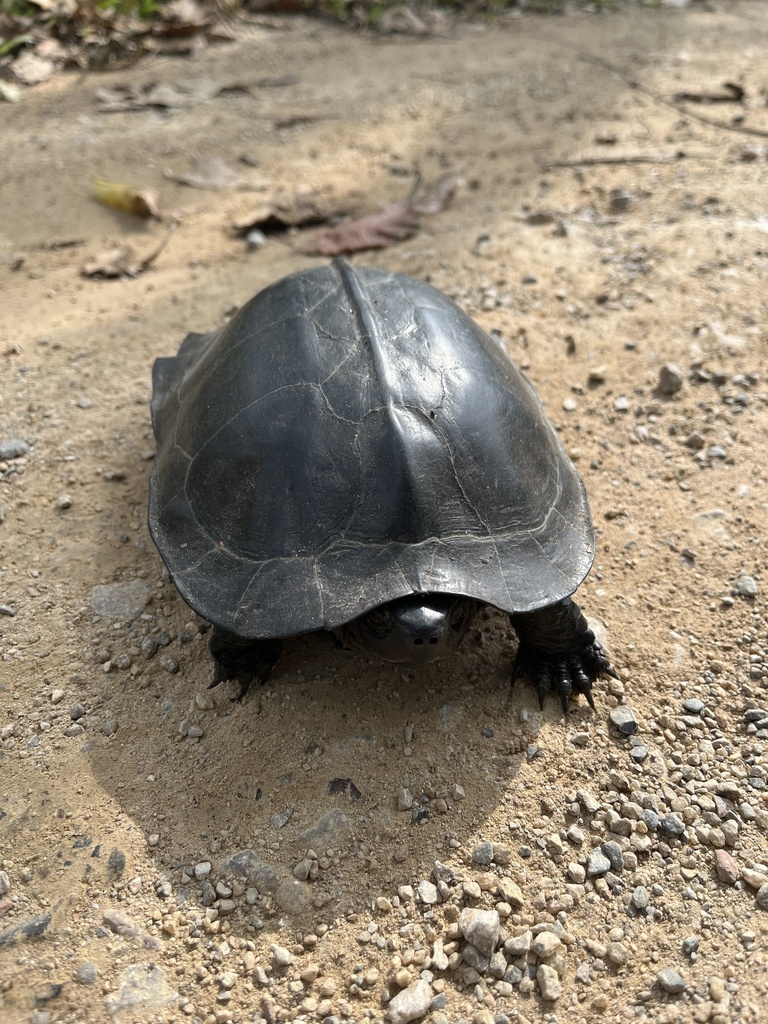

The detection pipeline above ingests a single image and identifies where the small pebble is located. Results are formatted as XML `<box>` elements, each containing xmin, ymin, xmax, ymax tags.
<box><xmin>609</xmin><ymin>706</ymin><xmax>637</xmax><ymax>735</ymax></box>
<box><xmin>601</xmin><ymin>841</ymin><xmax>624</xmax><ymax>872</ymax></box>
<box><xmin>659</xmin><ymin>814</ymin><xmax>685</xmax><ymax>838</ymax></box>
<box><xmin>504</xmin><ymin>930</ymin><xmax>532</xmax><ymax>956</ymax></box>
<box><xmin>733</xmin><ymin>574</ymin><xmax>758</xmax><ymax>598</ymax></box>
<box><xmin>471</xmin><ymin>841</ymin><xmax>494</xmax><ymax>866</ymax></box>
<box><xmin>271</xmin><ymin>944</ymin><xmax>293</xmax><ymax>968</ymax></box>
<box><xmin>387</xmin><ymin>978</ymin><xmax>433</xmax><ymax>1024</ymax></box>
<box><xmin>756</xmin><ymin>884</ymin><xmax>768</xmax><ymax>910</ymax></box>
<box><xmin>246</xmin><ymin>229</ymin><xmax>267</xmax><ymax>251</ymax></box>
<box><xmin>0</xmin><ymin>439</ymin><xmax>31</xmax><ymax>460</ymax></box>
<box><xmin>657</xmin><ymin>967</ymin><xmax>686</xmax><ymax>994</ymax></box>
<box><xmin>537</xmin><ymin>963</ymin><xmax>562</xmax><ymax>1001</ymax></box>
<box><xmin>658</xmin><ymin>363</ymin><xmax>684</xmax><ymax>395</ymax></box>
<box><xmin>141</xmin><ymin>636</ymin><xmax>159</xmax><ymax>660</ymax></box>
<box><xmin>531</xmin><ymin>931</ymin><xmax>561</xmax><ymax>958</ymax></box>
<box><xmin>587</xmin><ymin>850</ymin><xmax>611</xmax><ymax>877</ymax></box>
<box><xmin>632</xmin><ymin>886</ymin><xmax>650</xmax><ymax>910</ymax></box>
<box><xmin>417</xmin><ymin>880</ymin><xmax>439</xmax><ymax>905</ymax></box>
<box><xmin>76</xmin><ymin>962</ymin><xmax>98</xmax><ymax>985</ymax></box>
<box><xmin>458</xmin><ymin>908</ymin><xmax>500</xmax><ymax>957</ymax></box>
<box><xmin>607</xmin><ymin>941</ymin><xmax>629</xmax><ymax>966</ymax></box>
<box><xmin>713</xmin><ymin>849</ymin><xmax>740</xmax><ymax>885</ymax></box>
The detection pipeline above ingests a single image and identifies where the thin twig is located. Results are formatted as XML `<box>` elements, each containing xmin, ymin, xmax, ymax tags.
<box><xmin>524</xmin><ymin>34</ymin><xmax>768</xmax><ymax>141</ymax></box>
<box><xmin>544</xmin><ymin>153</ymin><xmax>678</xmax><ymax>169</ymax></box>
<box><xmin>577</xmin><ymin>52</ymin><xmax>768</xmax><ymax>141</ymax></box>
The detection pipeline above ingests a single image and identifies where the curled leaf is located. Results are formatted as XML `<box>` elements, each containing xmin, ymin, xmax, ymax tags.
<box><xmin>299</xmin><ymin>202</ymin><xmax>421</xmax><ymax>256</ymax></box>
<box><xmin>299</xmin><ymin>170</ymin><xmax>462</xmax><ymax>257</ymax></box>
<box><xmin>231</xmin><ymin>196</ymin><xmax>344</xmax><ymax>236</ymax></box>
<box><xmin>94</xmin><ymin>179</ymin><xmax>161</xmax><ymax>219</ymax></box>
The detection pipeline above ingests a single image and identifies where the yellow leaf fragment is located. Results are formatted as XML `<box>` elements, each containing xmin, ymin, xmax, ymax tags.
<box><xmin>94</xmin><ymin>179</ymin><xmax>161</xmax><ymax>220</ymax></box>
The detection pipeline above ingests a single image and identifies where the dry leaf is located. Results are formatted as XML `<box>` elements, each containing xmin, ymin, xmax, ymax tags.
<box><xmin>12</xmin><ymin>50</ymin><xmax>54</xmax><ymax>85</ymax></box>
<box><xmin>94</xmin><ymin>179</ymin><xmax>161</xmax><ymax>219</ymax></box>
<box><xmin>230</xmin><ymin>197</ymin><xmax>344</xmax><ymax>236</ymax></box>
<box><xmin>165</xmin><ymin>156</ymin><xmax>245</xmax><ymax>191</ymax></box>
<box><xmin>299</xmin><ymin>171</ymin><xmax>461</xmax><ymax>257</ymax></box>
<box><xmin>409</xmin><ymin>170</ymin><xmax>464</xmax><ymax>216</ymax></box>
<box><xmin>299</xmin><ymin>203</ymin><xmax>421</xmax><ymax>256</ymax></box>
<box><xmin>94</xmin><ymin>78</ymin><xmax>220</xmax><ymax>112</ymax></box>
<box><xmin>81</xmin><ymin>226</ymin><xmax>174</xmax><ymax>279</ymax></box>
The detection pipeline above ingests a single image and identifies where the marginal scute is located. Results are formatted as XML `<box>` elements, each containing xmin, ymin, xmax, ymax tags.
<box><xmin>149</xmin><ymin>259</ymin><xmax>594</xmax><ymax>639</ymax></box>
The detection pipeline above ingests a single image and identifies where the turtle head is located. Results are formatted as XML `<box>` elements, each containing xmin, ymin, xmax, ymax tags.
<box><xmin>352</xmin><ymin>594</ymin><xmax>476</xmax><ymax>664</ymax></box>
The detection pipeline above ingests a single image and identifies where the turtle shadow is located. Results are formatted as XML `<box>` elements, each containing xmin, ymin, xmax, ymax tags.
<box><xmin>85</xmin><ymin>594</ymin><xmax>606</xmax><ymax>930</ymax></box>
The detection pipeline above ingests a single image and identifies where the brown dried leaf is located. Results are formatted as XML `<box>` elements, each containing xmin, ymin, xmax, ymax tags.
<box><xmin>94</xmin><ymin>179</ymin><xmax>161</xmax><ymax>220</ymax></box>
<box><xmin>299</xmin><ymin>171</ymin><xmax>461</xmax><ymax>257</ymax></box>
<box><xmin>299</xmin><ymin>202</ymin><xmax>421</xmax><ymax>257</ymax></box>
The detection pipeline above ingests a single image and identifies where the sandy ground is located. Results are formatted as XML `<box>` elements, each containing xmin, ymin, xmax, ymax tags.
<box><xmin>1</xmin><ymin>4</ymin><xmax>768</xmax><ymax>1023</ymax></box>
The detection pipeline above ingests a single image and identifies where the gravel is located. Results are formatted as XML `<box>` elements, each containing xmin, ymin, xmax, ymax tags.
<box><xmin>387</xmin><ymin>979</ymin><xmax>433</xmax><ymax>1024</ymax></box>
<box><xmin>0</xmin><ymin>438</ymin><xmax>31</xmax><ymax>460</ymax></box>
<box><xmin>609</xmin><ymin>705</ymin><xmax>638</xmax><ymax>735</ymax></box>
<box><xmin>457</xmin><ymin>908</ymin><xmax>500</xmax><ymax>957</ymax></box>
<box><xmin>657</xmin><ymin>968</ymin><xmax>686</xmax><ymax>994</ymax></box>
<box><xmin>91</xmin><ymin>581</ymin><xmax>150</xmax><ymax>619</ymax></box>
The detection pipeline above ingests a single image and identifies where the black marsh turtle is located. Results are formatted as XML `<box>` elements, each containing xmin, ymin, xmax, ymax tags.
<box><xmin>149</xmin><ymin>260</ymin><xmax>615</xmax><ymax>711</ymax></box>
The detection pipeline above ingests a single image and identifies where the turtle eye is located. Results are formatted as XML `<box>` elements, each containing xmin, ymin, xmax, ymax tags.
<box><xmin>362</xmin><ymin>607</ymin><xmax>394</xmax><ymax>639</ymax></box>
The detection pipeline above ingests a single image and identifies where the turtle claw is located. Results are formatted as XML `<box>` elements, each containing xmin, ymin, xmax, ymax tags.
<box><xmin>512</xmin><ymin>639</ymin><xmax>613</xmax><ymax>714</ymax></box>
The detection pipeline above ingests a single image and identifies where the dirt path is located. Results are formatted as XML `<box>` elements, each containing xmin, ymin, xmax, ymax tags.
<box><xmin>1</xmin><ymin>5</ymin><xmax>768</xmax><ymax>1023</ymax></box>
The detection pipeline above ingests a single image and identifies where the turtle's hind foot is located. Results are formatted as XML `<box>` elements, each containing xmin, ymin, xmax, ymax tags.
<box><xmin>511</xmin><ymin>598</ymin><xmax>617</xmax><ymax>714</ymax></box>
<box><xmin>208</xmin><ymin>628</ymin><xmax>282</xmax><ymax>700</ymax></box>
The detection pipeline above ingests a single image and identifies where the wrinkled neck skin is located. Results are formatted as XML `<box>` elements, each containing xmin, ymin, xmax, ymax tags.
<box><xmin>342</xmin><ymin>594</ymin><xmax>477</xmax><ymax>664</ymax></box>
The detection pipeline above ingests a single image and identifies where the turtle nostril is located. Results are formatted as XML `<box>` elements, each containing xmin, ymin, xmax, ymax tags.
<box><xmin>428</xmin><ymin>637</ymin><xmax>438</xmax><ymax>645</ymax></box>
<box><xmin>413</xmin><ymin>638</ymin><xmax>424</xmax><ymax>646</ymax></box>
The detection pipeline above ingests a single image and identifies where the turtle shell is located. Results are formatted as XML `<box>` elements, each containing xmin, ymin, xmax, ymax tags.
<box><xmin>149</xmin><ymin>259</ymin><xmax>594</xmax><ymax>639</ymax></box>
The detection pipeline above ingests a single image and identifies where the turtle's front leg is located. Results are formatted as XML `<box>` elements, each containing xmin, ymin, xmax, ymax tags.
<box><xmin>510</xmin><ymin>597</ymin><xmax>617</xmax><ymax>713</ymax></box>
<box><xmin>208</xmin><ymin>627</ymin><xmax>282</xmax><ymax>700</ymax></box>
